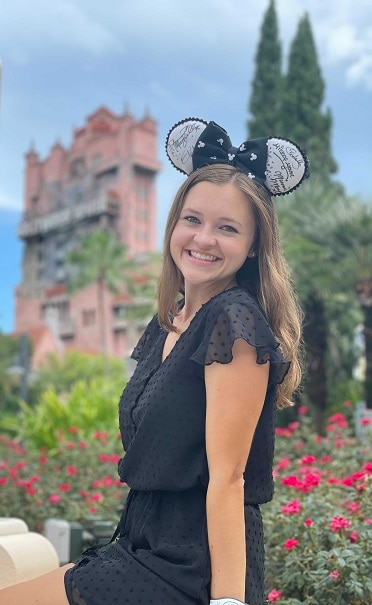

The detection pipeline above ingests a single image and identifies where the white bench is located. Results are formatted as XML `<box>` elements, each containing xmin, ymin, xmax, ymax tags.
<box><xmin>0</xmin><ymin>518</ymin><xmax>59</xmax><ymax>589</ymax></box>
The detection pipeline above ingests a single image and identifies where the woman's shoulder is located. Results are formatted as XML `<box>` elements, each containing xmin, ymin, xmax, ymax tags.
<box><xmin>131</xmin><ymin>314</ymin><xmax>162</xmax><ymax>362</ymax></box>
<box><xmin>202</xmin><ymin>286</ymin><xmax>266</xmax><ymax>323</ymax></box>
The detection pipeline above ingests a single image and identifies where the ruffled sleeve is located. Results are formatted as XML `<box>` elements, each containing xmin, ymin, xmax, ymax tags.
<box><xmin>190</xmin><ymin>296</ymin><xmax>290</xmax><ymax>385</ymax></box>
<box><xmin>131</xmin><ymin>315</ymin><xmax>160</xmax><ymax>362</ymax></box>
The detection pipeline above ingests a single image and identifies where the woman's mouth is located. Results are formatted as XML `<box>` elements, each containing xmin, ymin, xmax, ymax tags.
<box><xmin>188</xmin><ymin>250</ymin><xmax>220</xmax><ymax>262</ymax></box>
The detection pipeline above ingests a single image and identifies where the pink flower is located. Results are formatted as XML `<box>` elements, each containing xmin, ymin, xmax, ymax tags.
<box><xmin>304</xmin><ymin>519</ymin><xmax>314</xmax><ymax>527</ymax></box>
<box><xmin>288</xmin><ymin>421</ymin><xmax>300</xmax><ymax>431</ymax></box>
<box><xmin>349</xmin><ymin>531</ymin><xmax>358</xmax><ymax>543</ymax></box>
<box><xmin>363</xmin><ymin>462</ymin><xmax>372</xmax><ymax>473</ymax></box>
<box><xmin>275</xmin><ymin>428</ymin><xmax>292</xmax><ymax>437</ymax></box>
<box><xmin>329</xmin><ymin>570</ymin><xmax>340</xmax><ymax>580</ymax></box>
<box><xmin>301</xmin><ymin>455</ymin><xmax>317</xmax><ymax>465</ymax></box>
<box><xmin>295</xmin><ymin>442</ymin><xmax>304</xmax><ymax>450</ymax></box>
<box><xmin>345</xmin><ymin>502</ymin><xmax>360</xmax><ymax>514</ymax></box>
<box><xmin>39</xmin><ymin>455</ymin><xmax>48</xmax><ymax>464</ymax></box>
<box><xmin>281</xmin><ymin>500</ymin><xmax>301</xmax><ymax>515</ymax></box>
<box><xmin>68</xmin><ymin>426</ymin><xmax>79</xmax><ymax>434</ymax></box>
<box><xmin>276</xmin><ymin>457</ymin><xmax>291</xmax><ymax>470</ymax></box>
<box><xmin>364</xmin><ymin>518</ymin><xmax>372</xmax><ymax>525</ymax></box>
<box><xmin>90</xmin><ymin>492</ymin><xmax>103</xmax><ymax>502</ymax></box>
<box><xmin>49</xmin><ymin>494</ymin><xmax>61</xmax><ymax>504</ymax></box>
<box><xmin>66</xmin><ymin>465</ymin><xmax>78</xmax><ymax>475</ymax></box>
<box><xmin>361</xmin><ymin>418</ymin><xmax>372</xmax><ymax>426</ymax></box>
<box><xmin>328</xmin><ymin>413</ymin><xmax>346</xmax><ymax>423</ymax></box>
<box><xmin>268</xmin><ymin>588</ymin><xmax>283</xmax><ymax>602</ymax></box>
<box><xmin>298</xmin><ymin>405</ymin><xmax>308</xmax><ymax>415</ymax></box>
<box><xmin>320</xmin><ymin>455</ymin><xmax>333</xmax><ymax>463</ymax></box>
<box><xmin>284</xmin><ymin>538</ymin><xmax>299</xmax><ymax>550</ymax></box>
<box><xmin>343</xmin><ymin>400</ymin><xmax>352</xmax><ymax>408</ymax></box>
<box><xmin>79</xmin><ymin>441</ymin><xmax>88</xmax><ymax>449</ymax></box>
<box><xmin>58</xmin><ymin>483</ymin><xmax>71</xmax><ymax>492</ymax></box>
<box><xmin>0</xmin><ymin>477</ymin><xmax>8</xmax><ymax>485</ymax></box>
<box><xmin>329</xmin><ymin>516</ymin><xmax>351</xmax><ymax>532</ymax></box>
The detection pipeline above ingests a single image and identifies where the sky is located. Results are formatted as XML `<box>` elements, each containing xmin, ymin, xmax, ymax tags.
<box><xmin>1</xmin><ymin>0</ymin><xmax>372</xmax><ymax>333</ymax></box>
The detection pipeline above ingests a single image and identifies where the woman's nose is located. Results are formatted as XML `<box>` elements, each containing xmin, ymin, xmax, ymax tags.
<box><xmin>194</xmin><ymin>229</ymin><xmax>217</xmax><ymax>247</ymax></box>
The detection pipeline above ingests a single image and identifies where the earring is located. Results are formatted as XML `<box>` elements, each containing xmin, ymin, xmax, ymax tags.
<box><xmin>249</xmin><ymin>251</ymin><xmax>258</xmax><ymax>258</ymax></box>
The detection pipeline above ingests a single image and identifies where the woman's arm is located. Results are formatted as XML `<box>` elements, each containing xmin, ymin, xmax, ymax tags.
<box><xmin>205</xmin><ymin>338</ymin><xmax>269</xmax><ymax>601</ymax></box>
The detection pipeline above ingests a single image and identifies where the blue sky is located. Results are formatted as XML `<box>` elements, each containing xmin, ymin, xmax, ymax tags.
<box><xmin>1</xmin><ymin>0</ymin><xmax>372</xmax><ymax>333</ymax></box>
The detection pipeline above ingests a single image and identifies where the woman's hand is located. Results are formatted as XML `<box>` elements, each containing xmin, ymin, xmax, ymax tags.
<box><xmin>210</xmin><ymin>599</ymin><xmax>249</xmax><ymax>605</ymax></box>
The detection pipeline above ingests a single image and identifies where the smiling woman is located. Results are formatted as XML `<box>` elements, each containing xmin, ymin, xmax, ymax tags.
<box><xmin>0</xmin><ymin>117</ymin><xmax>309</xmax><ymax>605</ymax></box>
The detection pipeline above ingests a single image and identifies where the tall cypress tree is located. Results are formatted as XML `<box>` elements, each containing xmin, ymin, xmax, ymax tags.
<box><xmin>247</xmin><ymin>0</ymin><xmax>283</xmax><ymax>138</ymax></box>
<box><xmin>281</xmin><ymin>13</ymin><xmax>337</xmax><ymax>180</ymax></box>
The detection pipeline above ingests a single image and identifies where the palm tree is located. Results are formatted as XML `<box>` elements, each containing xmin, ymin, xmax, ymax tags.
<box><xmin>326</xmin><ymin>199</ymin><xmax>372</xmax><ymax>408</ymax></box>
<box><xmin>67</xmin><ymin>231</ymin><xmax>133</xmax><ymax>376</ymax></box>
<box><xmin>277</xmin><ymin>179</ymin><xmax>357</xmax><ymax>433</ymax></box>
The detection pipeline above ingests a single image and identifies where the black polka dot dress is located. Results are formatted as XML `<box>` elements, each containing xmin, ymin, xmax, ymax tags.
<box><xmin>64</xmin><ymin>287</ymin><xmax>289</xmax><ymax>605</ymax></box>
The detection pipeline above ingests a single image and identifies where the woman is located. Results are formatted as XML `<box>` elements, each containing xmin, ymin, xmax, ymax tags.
<box><xmin>0</xmin><ymin>118</ymin><xmax>309</xmax><ymax>605</ymax></box>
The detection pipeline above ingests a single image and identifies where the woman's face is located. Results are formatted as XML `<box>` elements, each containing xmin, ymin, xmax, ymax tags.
<box><xmin>170</xmin><ymin>180</ymin><xmax>256</xmax><ymax>295</ymax></box>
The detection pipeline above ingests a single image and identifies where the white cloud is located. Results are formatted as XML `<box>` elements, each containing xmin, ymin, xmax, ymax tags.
<box><xmin>346</xmin><ymin>55</ymin><xmax>372</xmax><ymax>90</ymax></box>
<box><xmin>0</xmin><ymin>189</ymin><xmax>22</xmax><ymax>211</ymax></box>
<box><xmin>0</xmin><ymin>0</ymin><xmax>123</xmax><ymax>62</ymax></box>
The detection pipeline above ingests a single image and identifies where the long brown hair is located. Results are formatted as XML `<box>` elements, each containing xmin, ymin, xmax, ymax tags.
<box><xmin>157</xmin><ymin>164</ymin><xmax>302</xmax><ymax>408</ymax></box>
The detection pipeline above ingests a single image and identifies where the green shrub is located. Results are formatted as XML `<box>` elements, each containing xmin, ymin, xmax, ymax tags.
<box><xmin>1</xmin><ymin>376</ymin><xmax>124</xmax><ymax>450</ymax></box>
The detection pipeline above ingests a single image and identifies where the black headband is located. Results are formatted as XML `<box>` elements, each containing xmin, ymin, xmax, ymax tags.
<box><xmin>166</xmin><ymin>118</ymin><xmax>310</xmax><ymax>196</ymax></box>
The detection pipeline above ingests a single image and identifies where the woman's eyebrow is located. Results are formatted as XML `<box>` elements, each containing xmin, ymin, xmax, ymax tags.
<box><xmin>182</xmin><ymin>207</ymin><xmax>243</xmax><ymax>227</ymax></box>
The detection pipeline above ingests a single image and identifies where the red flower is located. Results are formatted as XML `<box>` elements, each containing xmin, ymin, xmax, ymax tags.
<box><xmin>363</xmin><ymin>462</ymin><xmax>372</xmax><ymax>473</ymax></box>
<box><xmin>268</xmin><ymin>588</ymin><xmax>283</xmax><ymax>602</ymax></box>
<box><xmin>320</xmin><ymin>455</ymin><xmax>333</xmax><ymax>463</ymax></box>
<box><xmin>329</xmin><ymin>570</ymin><xmax>340</xmax><ymax>580</ymax></box>
<box><xmin>68</xmin><ymin>426</ymin><xmax>79</xmax><ymax>434</ymax></box>
<box><xmin>79</xmin><ymin>441</ymin><xmax>88</xmax><ymax>449</ymax></box>
<box><xmin>361</xmin><ymin>418</ymin><xmax>372</xmax><ymax>425</ymax></box>
<box><xmin>276</xmin><ymin>457</ymin><xmax>291</xmax><ymax>470</ymax></box>
<box><xmin>66</xmin><ymin>466</ymin><xmax>78</xmax><ymax>475</ymax></box>
<box><xmin>275</xmin><ymin>428</ymin><xmax>292</xmax><ymax>437</ymax></box>
<box><xmin>0</xmin><ymin>477</ymin><xmax>7</xmax><ymax>485</ymax></box>
<box><xmin>349</xmin><ymin>531</ymin><xmax>358</xmax><ymax>543</ymax></box>
<box><xmin>301</xmin><ymin>455</ymin><xmax>317</xmax><ymax>465</ymax></box>
<box><xmin>39</xmin><ymin>455</ymin><xmax>48</xmax><ymax>464</ymax></box>
<box><xmin>281</xmin><ymin>500</ymin><xmax>301</xmax><ymax>515</ymax></box>
<box><xmin>284</xmin><ymin>538</ymin><xmax>299</xmax><ymax>550</ymax></box>
<box><xmin>49</xmin><ymin>494</ymin><xmax>61</xmax><ymax>504</ymax></box>
<box><xmin>58</xmin><ymin>483</ymin><xmax>71</xmax><ymax>492</ymax></box>
<box><xmin>329</xmin><ymin>516</ymin><xmax>351</xmax><ymax>532</ymax></box>
<box><xmin>304</xmin><ymin>519</ymin><xmax>314</xmax><ymax>527</ymax></box>
<box><xmin>90</xmin><ymin>492</ymin><xmax>103</xmax><ymax>502</ymax></box>
<box><xmin>298</xmin><ymin>405</ymin><xmax>308</xmax><ymax>415</ymax></box>
<box><xmin>288</xmin><ymin>421</ymin><xmax>300</xmax><ymax>431</ymax></box>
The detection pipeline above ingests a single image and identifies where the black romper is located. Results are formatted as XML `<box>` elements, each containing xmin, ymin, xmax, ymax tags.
<box><xmin>64</xmin><ymin>287</ymin><xmax>289</xmax><ymax>605</ymax></box>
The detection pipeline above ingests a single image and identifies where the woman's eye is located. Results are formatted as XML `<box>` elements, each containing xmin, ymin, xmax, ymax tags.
<box><xmin>183</xmin><ymin>215</ymin><xmax>200</xmax><ymax>224</ymax></box>
<box><xmin>220</xmin><ymin>225</ymin><xmax>238</xmax><ymax>233</ymax></box>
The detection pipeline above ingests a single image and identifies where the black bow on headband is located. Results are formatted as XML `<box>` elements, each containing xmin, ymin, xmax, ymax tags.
<box><xmin>166</xmin><ymin>118</ymin><xmax>310</xmax><ymax>196</ymax></box>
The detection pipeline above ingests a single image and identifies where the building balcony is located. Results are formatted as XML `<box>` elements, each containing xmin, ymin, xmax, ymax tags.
<box><xmin>59</xmin><ymin>317</ymin><xmax>76</xmax><ymax>338</ymax></box>
<box><xmin>112</xmin><ymin>317</ymin><xmax>128</xmax><ymax>331</ymax></box>
<box><xmin>18</xmin><ymin>197</ymin><xmax>119</xmax><ymax>239</ymax></box>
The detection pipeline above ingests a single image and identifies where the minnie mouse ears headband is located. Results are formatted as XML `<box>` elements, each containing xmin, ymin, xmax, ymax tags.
<box><xmin>166</xmin><ymin>118</ymin><xmax>310</xmax><ymax>196</ymax></box>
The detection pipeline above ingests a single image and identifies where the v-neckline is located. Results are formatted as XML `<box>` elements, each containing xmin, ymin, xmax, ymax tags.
<box><xmin>159</xmin><ymin>286</ymin><xmax>241</xmax><ymax>366</ymax></box>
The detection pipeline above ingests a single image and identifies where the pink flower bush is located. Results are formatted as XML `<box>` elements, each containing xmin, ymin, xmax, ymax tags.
<box><xmin>264</xmin><ymin>405</ymin><xmax>371</xmax><ymax>604</ymax></box>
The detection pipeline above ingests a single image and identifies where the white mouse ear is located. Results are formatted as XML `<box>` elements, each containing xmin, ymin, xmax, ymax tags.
<box><xmin>265</xmin><ymin>137</ymin><xmax>309</xmax><ymax>195</ymax></box>
<box><xmin>165</xmin><ymin>118</ymin><xmax>208</xmax><ymax>175</ymax></box>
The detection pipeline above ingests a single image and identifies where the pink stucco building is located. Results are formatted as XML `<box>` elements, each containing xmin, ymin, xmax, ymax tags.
<box><xmin>15</xmin><ymin>106</ymin><xmax>161</xmax><ymax>367</ymax></box>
